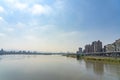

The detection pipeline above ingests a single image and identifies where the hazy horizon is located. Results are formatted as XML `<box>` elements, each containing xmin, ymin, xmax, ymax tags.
<box><xmin>0</xmin><ymin>0</ymin><xmax>120</xmax><ymax>52</ymax></box>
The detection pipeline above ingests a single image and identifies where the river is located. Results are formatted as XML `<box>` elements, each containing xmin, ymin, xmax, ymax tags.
<box><xmin>0</xmin><ymin>55</ymin><xmax>119</xmax><ymax>80</ymax></box>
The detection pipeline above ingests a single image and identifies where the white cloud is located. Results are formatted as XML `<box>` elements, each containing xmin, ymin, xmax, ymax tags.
<box><xmin>5</xmin><ymin>0</ymin><xmax>15</xmax><ymax>3</ymax></box>
<box><xmin>15</xmin><ymin>2</ymin><xmax>28</xmax><ymax>10</ymax></box>
<box><xmin>0</xmin><ymin>6</ymin><xmax>5</xmax><ymax>13</ymax></box>
<box><xmin>5</xmin><ymin>27</ymin><xmax>14</xmax><ymax>32</ymax></box>
<box><xmin>0</xmin><ymin>33</ymin><xmax>6</xmax><ymax>37</ymax></box>
<box><xmin>0</xmin><ymin>17</ymin><xmax>6</xmax><ymax>24</ymax></box>
<box><xmin>4</xmin><ymin>0</ymin><xmax>28</xmax><ymax>11</ymax></box>
<box><xmin>24</xmin><ymin>35</ymin><xmax>38</xmax><ymax>41</ymax></box>
<box><xmin>0</xmin><ymin>17</ymin><xmax>4</xmax><ymax>21</ymax></box>
<box><xmin>0</xmin><ymin>0</ymin><xmax>81</xmax><ymax>52</ymax></box>
<box><xmin>16</xmin><ymin>22</ymin><xmax>27</xmax><ymax>28</ymax></box>
<box><xmin>30</xmin><ymin>4</ymin><xmax>53</xmax><ymax>15</ymax></box>
<box><xmin>4</xmin><ymin>0</ymin><xmax>53</xmax><ymax>15</ymax></box>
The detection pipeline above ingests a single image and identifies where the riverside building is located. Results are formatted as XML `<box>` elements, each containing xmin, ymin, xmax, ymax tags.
<box><xmin>84</xmin><ymin>40</ymin><xmax>103</xmax><ymax>53</ymax></box>
<box><xmin>104</xmin><ymin>39</ymin><xmax>120</xmax><ymax>52</ymax></box>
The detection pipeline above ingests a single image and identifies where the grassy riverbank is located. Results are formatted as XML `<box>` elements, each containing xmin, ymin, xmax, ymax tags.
<box><xmin>65</xmin><ymin>54</ymin><xmax>120</xmax><ymax>63</ymax></box>
<box><xmin>84</xmin><ymin>56</ymin><xmax>120</xmax><ymax>63</ymax></box>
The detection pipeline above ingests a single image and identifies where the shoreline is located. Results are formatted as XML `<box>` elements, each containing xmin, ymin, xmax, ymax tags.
<box><xmin>65</xmin><ymin>54</ymin><xmax>120</xmax><ymax>64</ymax></box>
<box><xmin>83</xmin><ymin>56</ymin><xmax>120</xmax><ymax>63</ymax></box>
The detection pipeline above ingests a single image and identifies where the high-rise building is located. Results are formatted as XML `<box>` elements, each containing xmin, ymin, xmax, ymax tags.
<box><xmin>0</xmin><ymin>48</ymin><xmax>4</xmax><ymax>54</ymax></box>
<box><xmin>84</xmin><ymin>40</ymin><xmax>102</xmax><ymax>53</ymax></box>
<box><xmin>81</xmin><ymin>38</ymin><xmax>120</xmax><ymax>53</ymax></box>
<box><xmin>114</xmin><ymin>39</ymin><xmax>120</xmax><ymax>52</ymax></box>
<box><xmin>92</xmin><ymin>41</ymin><xmax>97</xmax><ymax>52</ymax></box>
<box><xmin>104</xmin><ymin>39</ymin><xmax>120</xmax><ymax>52</ymax></box>
<box><xmin>76</xmin><ymin>47</ymin><xmax>82</xmax><ymax>54</ymax></box>
<box><xmin>84</xmin><ymin>44</ymin><xmax>92</xmax><ymax>53</ymax></box>
<box><xmin>104</xmin><ymin>44</ymin><xmax>116</xmax><ymax>52</ymax></box>
<box><xmin>79</xmin><ymin>47</ymin><xmax>82</xmax><ymax>53</ymax></box>
<box><xmin>92</xmin><ymin>40</ymin><xmax>102</xmax><ymax>52</ymax></box>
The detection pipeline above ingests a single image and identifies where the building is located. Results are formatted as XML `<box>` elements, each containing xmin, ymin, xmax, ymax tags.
<box><xmin>79</xmin><ymin>38</ymin><xmax>120</xmax><ymax>53</ymax></box>
<box><xmin>78</xmin><ymin>47</ymin><xmax>82</xmax><ymax>53</ymax></box>
<box><xmin>84</xmin><ymin>44</ymin><xmax>92</xmax><ymax>53</ymax></box>
<box><xmin>84</xmin><ymin>40</ymin><xmax>102</xmax><ymax>53</ymax></box>
<box><xmin>0</xmin><ymin>48</ymin><xmax>4</xmax><ymax>54</ymax></box>
<box><xmin>76</xmin><ymin>47</ymin><xmax>82</xmax><ymax>54</ymax></box>
<box><xmin>104</xmin><ymin>44</ymin><xmax>115</xmax><ymax>52</ymax></box>
<box><xmin>114</xmin><ymin>39</ymin><xmax>120</xmax><ymax>52</ymax></box>
<box><xmin>104</xmin><ymin>39</ymin><xmax>120</xmax><ymax>52</ymax></box>
<box><xmin>92</xmin><ymin>40</ymin><xmax>102</xmax><ymax>52</ymax></box>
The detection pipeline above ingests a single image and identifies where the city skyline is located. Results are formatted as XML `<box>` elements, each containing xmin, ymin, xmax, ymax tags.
<box><xmin>0</xmin><ymin>0</ymin><xmax>120</xmax><ymax>52</ymax></box>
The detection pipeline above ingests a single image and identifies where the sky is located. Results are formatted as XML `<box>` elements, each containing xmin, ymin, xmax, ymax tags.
<box><xmin>0</xmin><ymin>0</ymin><xmax>120</xmax><ymax>52</ymax></box>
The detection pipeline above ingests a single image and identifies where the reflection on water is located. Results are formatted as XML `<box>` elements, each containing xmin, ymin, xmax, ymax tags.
<box><xmin>104</xmin><ymin>63</ymin><xmax>120</xmax><ymax>80</ymax></box>
<box><xmin>83</xmin><ymin>60</ymin><xmax>120</xmax><ymax>80</ymax></box>
<box><xmin>0</xmin><ymin>55</ymin><xmax>119</xmax><ymax>80</ymax></box>
<box><xmin>85</xmin><ymin>61</ymin><xmax>104</xmax><ymax>75</ymax></box>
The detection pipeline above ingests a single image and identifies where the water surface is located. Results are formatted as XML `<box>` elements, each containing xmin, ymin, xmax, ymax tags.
<box><xmin>0</xmin><ymin>55</ymin><xmax>119</xmax><ymax>80</ymax></box>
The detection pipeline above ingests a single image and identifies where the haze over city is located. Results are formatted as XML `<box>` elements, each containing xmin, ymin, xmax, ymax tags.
<box><xmin>0</xmin><ymin>0</ymin><xmax>120</xmax><ymax>52</ymax></box>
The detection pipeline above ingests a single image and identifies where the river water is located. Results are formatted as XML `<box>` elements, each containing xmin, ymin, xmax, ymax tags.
<box><xmin>0</xmin><ymin>55</ymin><xmax>119</xmax><ymax>80</ymax></box>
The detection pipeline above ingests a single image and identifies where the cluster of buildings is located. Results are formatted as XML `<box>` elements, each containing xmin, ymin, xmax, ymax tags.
<box><xmin>84</xmin><ymin>40</ymin><xmax>102</xmax><ymax>53</ymax></box>
<box><xmin>0</xmin><ymin>49</ymin><xmax>40</xmax><ymax>55</ymax></box>
<box><xmin>77</xmin><ymin>38</ymin><xmax>120</xmax><ymax>54</ymax></box>
<box><xmin>104</xmin><ymin>39</ymin><xmax>120</xmax><ymax>52</ymax></box>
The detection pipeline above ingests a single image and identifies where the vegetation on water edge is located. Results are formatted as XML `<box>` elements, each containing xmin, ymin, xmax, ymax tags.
<box><xmin>84</xmin><ymin>56</ymin><xmax>120</xmax><ymax>63</ymax></box>
<box><xmin>65</xmin><ymin>54</ymin><xmax>120</xmax><ymax>63</ymax></box>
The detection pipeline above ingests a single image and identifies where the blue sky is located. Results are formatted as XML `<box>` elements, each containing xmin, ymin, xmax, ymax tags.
<box><xmin>0</xmin><ymin>0</ymin><xmax>120</xmax><ymax>52</ymax></box>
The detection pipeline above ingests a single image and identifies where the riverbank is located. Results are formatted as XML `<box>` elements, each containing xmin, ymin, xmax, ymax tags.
<box><xmin>84</xmin><ymin>56</ymin><xmax>120</xmax><ymax>63</ymax></box>
<box><xmin>65</xmin><ymin>54</ymin><xmax>120</xmax><ymax>63</ymax></box>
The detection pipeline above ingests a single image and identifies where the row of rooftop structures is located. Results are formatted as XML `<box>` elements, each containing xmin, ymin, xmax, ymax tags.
<box><xmin>77</xmin><ymin>38</ymin><xmax>120</xmax><ymax>54</ymax></box>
